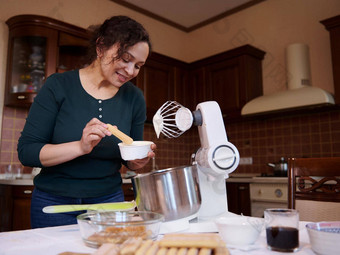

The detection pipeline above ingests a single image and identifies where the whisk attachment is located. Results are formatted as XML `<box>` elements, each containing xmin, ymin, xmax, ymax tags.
<box><xmin>153</xmin><ymin>101</ymin><xmax>193</xmax><ymax>138</ymax></box>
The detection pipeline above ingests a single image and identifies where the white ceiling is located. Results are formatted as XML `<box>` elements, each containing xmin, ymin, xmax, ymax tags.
<box><xmin>111</xmin><ymin>0</ymin><xmax>265</xmax><ymax>32</ymax></box>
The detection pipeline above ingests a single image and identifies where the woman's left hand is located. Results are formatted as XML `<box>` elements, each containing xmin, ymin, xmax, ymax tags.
<box><xmin>127</xmin><ymin>143</ymin><xmax>156</xmax><ymax>170</ymax></box>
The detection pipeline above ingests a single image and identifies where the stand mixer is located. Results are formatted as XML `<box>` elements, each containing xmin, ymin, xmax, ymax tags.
<box><xmin>153</xmin><ymin>101</ymin><xmax>240</xmax><ymax>231</ymax></box>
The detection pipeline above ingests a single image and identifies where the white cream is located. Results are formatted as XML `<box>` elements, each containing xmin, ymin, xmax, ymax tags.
<box><xmin>152</xmin><ymin>112</ymin><xmax>163</xmax><ymax>138</ymax></box>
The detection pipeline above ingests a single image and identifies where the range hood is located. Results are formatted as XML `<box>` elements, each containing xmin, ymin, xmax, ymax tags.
<box><xmin>241</xmin><ymin>43</ymin><xmax>335</xmax><ymax>116</ymax></box>
<box><xmin>241</xmin><ymin>86</ymin><xmax>335</xmax><ymax>115</ymax></box>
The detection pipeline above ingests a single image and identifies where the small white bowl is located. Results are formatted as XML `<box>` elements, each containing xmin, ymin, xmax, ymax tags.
<box><xmin>118</xmin><ymin>141</ymin><xmax>154</xmax><ymax>160</ymax></box>
<box><xmin>215</xmin><ymin>216</ymin><xmax>264</xmax><ymax>246</ymax></box>
<box><xmin>306</xmin><ymin>221</ymin><xmax>340</xmax><ymax>255</ymax></box>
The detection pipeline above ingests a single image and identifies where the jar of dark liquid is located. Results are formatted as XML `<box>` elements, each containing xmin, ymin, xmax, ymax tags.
<box><xmin>264</xmin><ymin>208</ymin><xmax>299</xmax><ymax>252</ymax></box>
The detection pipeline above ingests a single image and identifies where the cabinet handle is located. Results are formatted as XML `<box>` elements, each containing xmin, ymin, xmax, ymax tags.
<box><xmin>275</xmin><ymin>189</ymin><xmax>283</xmax><ymax>198</ymax></box>
<box><xmin>17</xmin><ymin>95</ymin><xmax>27</xmax><ymax>100</ymax></box>
<box><xmin>238</xmin><ymin>186</ymin><xmax>246</xmax><ymax>190</ymax></box>
<box><xmin>24</xmin><ymin>190</ymin><xmax>32</xmax><ymax>194</ymax></box>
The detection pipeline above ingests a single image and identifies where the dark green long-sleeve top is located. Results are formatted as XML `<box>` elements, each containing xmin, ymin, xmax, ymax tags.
<box><xmin>17</xmin><ymin>70</ymin><xmax>146</xmax><ymax>198</ymax></box>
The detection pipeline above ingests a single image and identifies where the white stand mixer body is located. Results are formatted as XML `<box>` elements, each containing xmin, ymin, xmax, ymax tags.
<box><xmin>194</xmin><ymin>101</ymin><xmax>240</xmax><ymax>220</ymax></box>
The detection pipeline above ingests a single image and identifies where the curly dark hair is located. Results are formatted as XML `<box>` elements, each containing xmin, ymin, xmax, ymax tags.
<box><xmin>87</xmin><ymin>15</ymin><xmax>151</xmax><ymax>64</ymax></box>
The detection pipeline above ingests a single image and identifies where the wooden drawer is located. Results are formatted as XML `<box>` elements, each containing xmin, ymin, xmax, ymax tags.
<box><xmin>12</xmin><ymin>185</ymin><xmax>34</xmax><ymax>198</ymax></box>
<box><xmin>0</xmin><ymin>184</ymin><xmax>33</xmax><ymax>231</ymax></box>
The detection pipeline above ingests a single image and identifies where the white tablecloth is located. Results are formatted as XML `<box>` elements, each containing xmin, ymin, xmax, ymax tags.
<box><xmin>0</xmin><ymin>222</ymin><xmax>315</xmax><ymax>255</ymax></box>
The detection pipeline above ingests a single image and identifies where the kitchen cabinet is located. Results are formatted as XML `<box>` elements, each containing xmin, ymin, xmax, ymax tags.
<box><xmin>5</xmin><ymin>16</ymin><xmax>265</xmax><ymax>119</ymax></box>
<box><xmin>321</xmin><ymin>15</ymin><xmax>340</xmax><ymax>105</ymax></box>
<box><xmin>190</xmin><ymin>45</ymin><xmax>265</xmax><ymax>120</ymax></box>
<box><xmin>122</xmin><ymin>182</ymin><xmax>135</xmax><ymax>201</ymax></box>
<box><xmin>5</xmin><ymin>15</ymin><xmax>90</xmax><ymax>107</ymax></box>
<box><xmin>226</xmin><ymin>182</ymin><xmax>251</xmax><ymax>216</ymax></box>
<box><xmin>189</xmin><ymin>67</ymin><xmax>206</xmax><ymax>110</ymax></box>
<box><xmin>0</xmin><ymin>184</ymin><xmax>34</xmax><ymax>232</ymax></box>
<box><xmin>138</xmin><ymin>45</ymin><xmax>264</xmax><ymax>121</ymax></box>
<box><xmin>136</xmin><ymin>52</ymin><xmax>188</xmax><ymax>121</ymax></box>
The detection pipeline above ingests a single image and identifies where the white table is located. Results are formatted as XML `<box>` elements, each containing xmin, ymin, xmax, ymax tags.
<box><xmin>0</xmin><ymin>221</ymin><xmax>315</xmax><ymax>255</ymax></box>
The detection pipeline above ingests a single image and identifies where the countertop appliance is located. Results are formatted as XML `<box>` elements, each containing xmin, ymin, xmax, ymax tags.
<box><xmin>152</xmin><ymin>101</ymin><xmax>240</xmax><ymax>232</ymax></box>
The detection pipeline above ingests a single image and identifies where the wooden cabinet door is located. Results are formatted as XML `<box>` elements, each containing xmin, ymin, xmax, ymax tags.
<box><xmin>57</xmin><ymin>32</ymin><xmax>89</xmax><ymax>73</ymax></box>
<box><xmin>191</xmin><ymin>45</ymin><xmax>265</xmax><ymax>120</ymax></box>
<box><xmin>12</xmin><ymin>185</ymin><xmax>34</xmax><ymax>231</ymax></box>
<box><xmin>0</xmin><ymin>184</ymin><xmax>33</xmax><ymax>232</ymax></box>
<box><xmin>173</xmin><ymin>66</ymin><xmax>190</xmax><ymax>109</ymax></box>
<box><xmin>136</xmin><ymin>58</ymin><xmax>175</xmax><ymax>121</ymax></box>
<box><xmin>122</xmin><ymin>183</ymin><xmax>135</xmax><ymax>201</ymax></box>
<box><xmin>5</xmin><ymin>15</ymin><xmax>91</xmax><ymax>108</ymax></box>
<box><xmin>5</xmin><ymin>25</ymin><xmax>58</xmax><ymax>107</ymax></box>
<box><xmin>206</xmin><ymin>58</ymin><xmax>241</xmax><ymax>119</ymax></box>
<box><xmin>0</xmin><ymin>184</ymin><xmax>12</xmax><ymax>232</ymax></box>
<box><xmin>226</xmin><ymin>182</ymin><xmax>251</xmax><ymax>216</ymax></box>
<box><xmin>189</xmin><ymin>67</ymin><xmax>207</xmax><ymax>110</ymax></box>
<box><xmin>321</xmin><ymin>15</ymin><xmax>340</xmax><ymax>105</ymax></box>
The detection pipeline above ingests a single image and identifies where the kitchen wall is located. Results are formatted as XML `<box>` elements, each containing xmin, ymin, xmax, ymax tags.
<box><xmin>0</xmin><ymin>0</ymin><xmax>340</xmax><ymax>174</ymax></box>
<box><xmin>2</xmin><ymin>103</ymin><xmax>339</xmax><ymax>175</ymax></box>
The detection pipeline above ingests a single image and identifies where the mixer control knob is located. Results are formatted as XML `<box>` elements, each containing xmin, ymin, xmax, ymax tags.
<box><xmin>212</xmin><ymin>144</ymin><xmax>237</xmax><ymax>170</ymax></box>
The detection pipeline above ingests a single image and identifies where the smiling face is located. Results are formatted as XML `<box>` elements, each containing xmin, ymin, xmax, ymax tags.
<box><xmin>98</xmin><ymin>42</ymin><xmax>149</xmax><ymax>87</ymax></box>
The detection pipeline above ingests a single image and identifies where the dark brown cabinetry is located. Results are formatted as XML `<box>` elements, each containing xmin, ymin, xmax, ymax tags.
<box><xmin>226</xmin><ymin>182</ymin><xmax>251</xmax><ymax>216</ymax></box>
<box><xmin>5</xmin><ymin>15</ymin><xmax>265</xmax><ymax>119</ymax></box>
<box><xmin>321</xmin><ymin>15</ymin><xmax>340</xmax><ymax>105</ymax></box>
<box><xmin>0</xmin><ymin>184</ymin><xmax>34</xmax><ymax>232</ymax></box>
<box><xmin>138</xmin><ymin>45</ymin><xmax>265</xmax><ymax>121</ymax></box>
<box><xmin>136</xmin><ymin>52</ymin><xmax>188</xmax><ymax>121</ymax></box>
<box><xmin>5</xmin><ymin>15</ymin><xmax>90</xmax><ymax>107</ymax></box>
<box><xmin>190</xmin><ymin>45</ymin><xmax>265</xmax><ymax>119</ymax></box>
<box><xmin>122</xmin><ymin>182</ymin><xmax>135</xmax><ymax>201</ymax></box>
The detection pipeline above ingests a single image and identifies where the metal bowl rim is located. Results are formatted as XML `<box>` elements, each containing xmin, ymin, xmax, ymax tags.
<box><xmin>133</xmin><ymin>164</ymin><xmax>197</xmax><ymax>179</ymax></box>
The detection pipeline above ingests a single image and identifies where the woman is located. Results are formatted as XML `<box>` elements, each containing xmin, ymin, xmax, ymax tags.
<box><xmin>17</xmin><ymin>16</ymin><xmax>155</xmax><ymax>228</ymax></box>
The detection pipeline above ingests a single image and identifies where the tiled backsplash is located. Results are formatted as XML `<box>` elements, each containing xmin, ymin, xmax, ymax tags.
<box><xmin>1</xmin><ymin>106</ymin><xmax>340</xmax><ymax>175</ymax></box>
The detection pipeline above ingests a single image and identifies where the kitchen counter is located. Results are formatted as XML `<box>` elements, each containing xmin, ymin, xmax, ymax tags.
<box><xmin>0</xmin><ymin>175</ymin><xmax>132</xmax><ymax>186</ymax></box>
<box><xmin>0</xmin><ymin>174</ymin><xmax>34</xmax><ymax>185</ymax></box>
<box><xmin>227</xmin><ymin>175</ymin><xmax>288</xmax><ymax>184</ymax></box>
<box><xmin>0</xmin><ymin>219</ymin><xmax>315</xmax><ymax>255</ymax></box>
<box><xmin>0</xmin><ymin>172</ymin><xmax>285</xmax><ymax>186</ymax></box>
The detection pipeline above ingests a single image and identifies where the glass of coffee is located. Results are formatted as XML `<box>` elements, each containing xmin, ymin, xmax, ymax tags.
<box><xmin>264</xmin><ymin>208</ymin><xmax>299</xmax><ymax>252</ymax></box>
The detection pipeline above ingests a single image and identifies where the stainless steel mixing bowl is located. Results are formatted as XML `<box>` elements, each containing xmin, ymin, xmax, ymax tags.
<box><xmin>132</xmin><ymin>165</ymin><xmax>201</xmax><ymax>221</ymax></box>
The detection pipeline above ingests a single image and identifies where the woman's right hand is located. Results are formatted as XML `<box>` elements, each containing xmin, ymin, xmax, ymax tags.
<box><xmin>80</xmin><ymin>118</ymin><xmax>112</xmax><ymax>154</ymax></box>
<box><xmin>40</xmin><ymin>118</ymin><xmax>111</xmax><ymax>167</ymax></box>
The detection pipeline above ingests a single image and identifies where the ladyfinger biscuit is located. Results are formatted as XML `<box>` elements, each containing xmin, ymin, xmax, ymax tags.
<box><xmin>156</xmin><ymin>247</ymin><xmax>168</xmax><ymax>255</ymax></box>
<box><xmin>92</xmin><ymin>243</ymin><xmax>119</xmax><ymax>255</ymax></box>
<box><xmin>166</xmin><ymin>247</ymin><xmax>178</xmax><ymax>255</ymax></box>
<box><xmin>214</xmin><ymin>245</ymin><xmax>230</xmax><ymax>255</ymax></box>
<box><xmin>107</xmin><ymin>124</ymin><xmax>133</xmax><ymax>145</ymax></box>
<box><xmin>159</xmin><ymin>233</ymin><xmax>220</xmax><ymax>249</ymax></box>
<box><xmin>198</xmin><ymin>248</ymin><xmax>212</xmax><ymax>255</ymax></box>
<box><xmin>135</xmin><ymin>239</ymin><xmax>153</xmax><ymax>255</ymax></box>
<box><xmin>145</xmin><ymin>241</ymin><xmax>160</xmax><ymax>255</ymax></box>
<box><xmin>58</xmin><ymin>253</ymin><xmax>90</xmax><ymax>255</ymax></box>
<box><xmin>120</xmin><ymin>237</ymin><xmax>143</xmax><ymax>255</ymax></box>
<box><xmin>187</xmin><ymin>248</ymin><xmax>199</xmax><ymax>255</ymax></box>
<box><xmin>177</xmin><ymin>248</ymin><xmax>188</xmax><ymax>255</ymax></box>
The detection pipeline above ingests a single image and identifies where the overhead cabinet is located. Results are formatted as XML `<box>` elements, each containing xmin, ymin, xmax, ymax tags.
<box><xmin>321</xmin><ymin>15</ymin><xmax>340</xmax><ymax>105</ymax></box>
<box><xmin>5</xmin><ymin>15</ymin><xmax>265</xmax><ymax>121</ymax></box>
<box><xmin>138</xmin><ymin>45</ymin><xmax>265</xmax><ymax>122</ymax></box>
<box><xmin>5</xmin><ymin>15</ymin><xmax>91</xmax><ymax>107</ymax></box>
<box><xmin>190</xmin><ymin>45</ymin><xmax>265</xmax><ymax>120</ymax></box>
<box><xmin>135</xmin><ymin>52</ymin><xmax>189</xmax><ymax>121</ymax></box>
